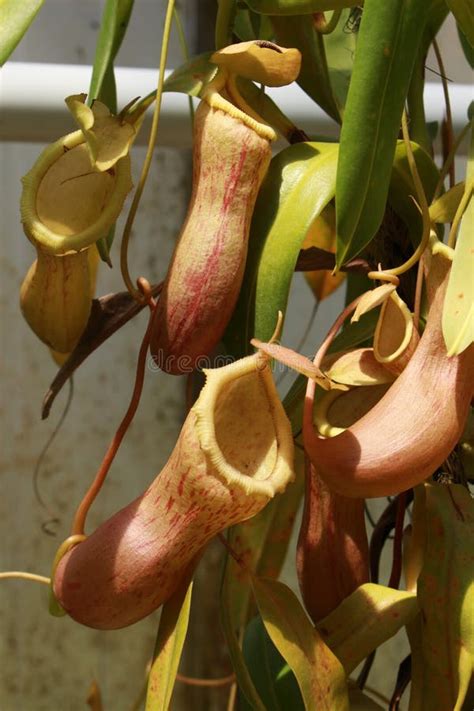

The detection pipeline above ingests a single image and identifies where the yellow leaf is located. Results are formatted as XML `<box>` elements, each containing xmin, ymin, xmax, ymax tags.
<box><xmin>429</xmin><ymin>181</ymin><xmax>465</xmax><ymax>223</ymax></box>
<box><xmin>442</xmin><ymin>189</ymin><xmax>474</xmax><ymax>355</ymax></box>
<box><xmin>252</xmin><ymin>577</ymin><xmax>349</xmax><ymax>711</ymax></box>
<box><xmin>66</xmin><ymin>93</ymin><xmax>136</xmax><ymax>171</ymax></box>
<box><xmin>351</xmin><ymin>284</ymin><xmax>396</xmax><ymax>323</ymax></box>
<box><xmin>323</xmin><ymin>348</ymin><xmax>395</xmax><ymax>387</ymax></box>
<box><xmin>415</xmin><ymin>483</ymin><xmax>474</xmax><ymax>711</ymax></box>
<box><xmin>317</xmin><ymin>583</ymin><xmax>418</xmax><ymax>674</ymax></box>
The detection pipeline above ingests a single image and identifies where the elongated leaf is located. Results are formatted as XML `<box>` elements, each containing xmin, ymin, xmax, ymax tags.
<box><xmin>416</xmin><ymin>483</ymin><xmax>474</xmax><ymax>711</ymax></box>
<box><xmin>335</xmin><ymin>0</ymin><xmax>426</xmax><ymax>266</ymax></box>
<box><xmin>407</xmin><ymin>0</ymin><xmax>448</xmax><ymax>153</ymax></box>
<box><xmin>245</xmin><ymin>0</ymin><xmax>360</xmax><ymax>14</ymax></box>
<box><xmin>446</xmin><ymin>0</ymin><xmax>474</xmax><ymax>46</ymax></box>
<box><xmin>86</xmin><ymin>680</ymin><xmax>103</xmax><ymax>711</ymax></box>
<box><xmin>241</xmin><ymin>616</ymin><xmax>305</xmax><ymax>711</ymax></box>
<box><xmin>324</xmin><ymin>8</ymin><xmax>357</xmax><ymax>112</ymax></box>
<box><xmin>271</xmin><ymin>15</ymin><xmax>341</xmax><ymax>123</ymax></box>
<box><xmin>252</xmin><ymin>577</ymin><xmax>349</xmax><ymax>710</ymax></box>
<box><xmin>225</xmin><ymin>142</ymin><xmax>338</xmax><ymax>358</ymax></box>
<box><xmin>388</xmin><ymin>140</ymin><xmax>440</xmax><ymax>245</ymax></box>
<box><xmin>220</xmin><ymin>562</ymin><xmax>267</xmax><ymax>711</ymax></box>
<box><xmin>88</xmin><ymin>0</ymin><xmax>134</xmax><ymax>259</ymax></box>
<box><xmin>145</xmin><ymin>581</ymin><xmax>193</xmax><ymax>711</ymax></box>
<box><xmin>429</xmin><ymin>182</ymin><xmax>465</xmax><ymax>223</ymax></box>
<box><xmin>317</xmin><ymin>583</ymin><xmax>418</xmax><ymax>673</ymax></box>
<box><xmin>88</xmin><ymin>0</ymin><xmax>135</xmax><ymax>104</ymax></box>
<box><xmin>458</xmin><ymin>24</ymin><xmax>474</xmax><ymax>68</ymax></box>
<box><xmin>443</xmin><ymin>127</ymin><xmax>474</xmax><ymax>355</ymax></box>
<box><xmin>351</xmin><ymin>284</ymin><xmax>396</xmax><ymax>323</ymax></box>
<box><xmin>222</xmin><ymin>457</ymin><xmax>304</xmax><ymax>632</ymax></box>
<box><xmin>0</xmin><ymin>0</ymin><xmax>44</xmax><ymax>66</ymax></box>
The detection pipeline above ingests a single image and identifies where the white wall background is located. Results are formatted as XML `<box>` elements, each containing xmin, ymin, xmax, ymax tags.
<box><xmin>0</xmin><ymin>2</ymin><xmax>470</xmax><ymax>709</ymax></box>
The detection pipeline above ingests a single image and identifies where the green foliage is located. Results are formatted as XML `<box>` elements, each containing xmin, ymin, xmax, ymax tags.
<box><xmin>335</xmin><ymin>0</ymin><xmax>427</xmax><ymax>266</ymax></box>
<box><xmin>145</xmin><ymin>582</ymin><xmax>193</xmax><ymax>710</ymax></box>
<box><xmin>414</xmin><ymin>484</ymin><xmax>474</xmax><ymax>710</ymax></box>
<box><xmin>0</xmin><ymin>0</ymin><xmax>44</xmax><ymax>65</ymax></box>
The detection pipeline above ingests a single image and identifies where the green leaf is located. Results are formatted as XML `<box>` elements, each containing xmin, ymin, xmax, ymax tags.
<box><xmin>220</xmin><ymin>565</ymin><xmax>267</xmax><ymax>711</ymax></box>
<box><xmin>255</xmin><ymin>143</ymin><xmax>338</xmax><ymax>341</ymax></box>
<box><xmin>416</xmin><ymin>483</ymin><xmax>474</xmax><ymax>711</ymax></box>
<box><xmin>88</xmin><ymin>0</ymin><xmax>135</xmax><ymax>105</ymax></box>
<box><xmin>241</xmin><ymin>616</ymin><xmax>305</xmax><ymax>711</ymax></box>
<box><xmin>443</xmin><ymin>125</ymin><xmax>474</xmax><ymax>355</ymax></box>
<box><xmin>0</xmin><ymin>0</ymin><xmax>44</xmax><ymax>66</ymax></box>
<box><xmin>271</xmin><ymin>15</ymin><xmax>341</xmax><ymax>123</ymax></box>
<box><xmin>458</xmin><ymin>24</ymin><xmax>474</xmax><ymax>67</ymax></box>
<box><xmin>388</xmin><ymin>140</ymin><xmax>441</xmax><ymax>246</ymax></box>
<box><xmin>226</xmin><ymin>142</ymin><xmax>338</xmax><ymax>358</ymax></box>
<box><xmin>163</xmin><ymin>51</ymin><xmax>217</xmax><ymax>97</ymax></box>
<box><xmin>446</xmin><ymin>0</ymin><xmax>474</xmax><ymax>46</ymax></box>
<box><xmin>225</xmin><ymin>142</ymin><xmax>337</xmax><ymax>356</ymax></box>
<box><xmin>324</xmin><ymin>9</ymin><xmax>357</xmax><ymax>112</ymax></box>
<box><xmin>335</xmin><ymin>0</ymin><xmax>427</xmax><ymax>266</ymax></box>
<box><xmin>245</xmin><ymin>0</ymin><xmax>360</xmax><ymax>15</ymax></box>
<box><xmin>252</xmin><ymin>577</ymin><xmax>349</xmax><ymax>710</ymax></box>
<box><xmin>221</xmin><ymin>458</ymin><xmax>304</xmax><ymax>635</ymax></box>
<box><xmin>317</xmin><ymin>583</ymin><xmax>419</xmax><ymax>674</ymax></box>
<box><xmin>145</xmin><ymin>581</ymin><xmax>193</xmax><ymax>711</ymax></box>
<box><xmin>89</xmin><ymin>0</ymin><xmax>134</xmax><ymax>260</ymax></box>
<box><xmin>429</xmin><ymin>182</ymin><xmax>466</xmax><ymax>223</ymax></box>
<box><xmin>407</xmin><ymin>0</ymin><xmax>449</xmax><ymax>153</ymax></box>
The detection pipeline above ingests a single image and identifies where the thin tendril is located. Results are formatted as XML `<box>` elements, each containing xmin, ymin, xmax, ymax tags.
<box><xmin>227</xmin><ymin>683</ymin><xmax>237</xmax><ymax>711</ymax></box>
<box><xmin>120</xmin><ymin>0</ymin><xmax>177</xmax><ymax>300</ymax></box>
<box><xmin>71</xmin><ymin>286</ymin><xmax>158</xmax><ymax>536</ymax></box>
<box><xmin>304</xmin><ymin>295</ymin><xmax>364</xmax><ymax>448</ymax></box>
<box><xmin>176</xmin><ymin>672</ymin><xmax>235</xmax><ymax>687</ymax></box>
<box><xmin>33</xmin><ymin>376</ymin><xmax>74</xmax><ymax>536</ymax></box>
<box><xmin>433</xmin><ymin>122</ymin><xmax>471</xmax><ymax>201</ymax></box>
<box><xmin>314</xmin><ymin>9</ymin><xmax>342</xmax><ymax>34</ymax></box>
<box><xmin>413</xmin><ymin>257</ymin><xmax>424</xmax><ymax>334</ymax></box>
<box><xmin>0</xmin><ymin>571</ymin><xmax>50</xmax><ymax>585</ymax></box>
<box><xmin>432</xmin><ymin>39</ymin><xmax>454</xmax><ymax>188</ymax></box>
<box><xmin>388</xmin><ymin>491</ymin><xmax>407</xmax><ymax>589</ymax></box>
<box><xmin>367</xmin><ymin>111</ymin><xmax>430</xmax><ymax>282</ymax></box>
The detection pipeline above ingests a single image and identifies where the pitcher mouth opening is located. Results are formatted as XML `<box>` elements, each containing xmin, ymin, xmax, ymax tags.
<box><xmin>193</xmin><ymin>353</ymin><xmax>294</xmax><ymax>498</ymax></box>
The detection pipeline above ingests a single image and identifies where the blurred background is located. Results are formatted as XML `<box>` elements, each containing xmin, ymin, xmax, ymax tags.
<box><xmin>0</xmin><ymin>1</ymin><xmax>471</xmax><ymax>709</ymax></box>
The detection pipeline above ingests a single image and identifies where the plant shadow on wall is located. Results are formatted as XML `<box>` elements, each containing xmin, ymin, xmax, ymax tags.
<box><xmin>1</xmin><ymin>1</ymin><xmax>473</xmax><ymax>710</ymax></box>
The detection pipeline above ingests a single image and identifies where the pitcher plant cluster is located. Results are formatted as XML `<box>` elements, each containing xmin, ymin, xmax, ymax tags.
<box><xmin>1</xmin><ymin>0</ymin><xmax>474</xmax><ymax>709</ymax></box>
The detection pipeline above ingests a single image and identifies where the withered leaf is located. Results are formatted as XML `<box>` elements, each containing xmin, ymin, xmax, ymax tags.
<box><xmin>42</xmin><ymin>284</ymin><xmax>161</xmax><ymax>419</ymax></box>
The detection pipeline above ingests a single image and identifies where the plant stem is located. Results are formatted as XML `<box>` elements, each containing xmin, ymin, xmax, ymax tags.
<box><xmin>71</xmin><ymin>292</ymin><xmax>157</xmax><ymax>535</ymax></box>
<box><xmin>0</xmin><ymin>572</ymin><xmax>50</xmax><ymax>585</ymax></box>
